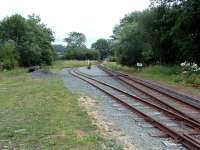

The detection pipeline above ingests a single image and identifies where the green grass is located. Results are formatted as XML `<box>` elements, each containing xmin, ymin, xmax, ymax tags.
<box><xmin>0</xmin><ymin>69</ymin><xmax>111</xmax><ymax>149</ymax></box>
<box><xmin>0</xmin><ymin>66</ymin><xmax>122</xmax><ymax>149</ymax></box>
<box><xmin>104</xmin><ymin>62</ymin><xmax>200</xmax><ymax>94</ymax></box>
<box><xmin>50</xmin><ymin>60</ymin><xmax>98</xmax><ymax>72</ymax></box>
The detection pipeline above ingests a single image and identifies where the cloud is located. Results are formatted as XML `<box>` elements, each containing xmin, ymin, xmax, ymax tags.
<box><xmin>0</xmin><ymin>0</ymin><xmax>150</xmax><ymax>47</ymax></box>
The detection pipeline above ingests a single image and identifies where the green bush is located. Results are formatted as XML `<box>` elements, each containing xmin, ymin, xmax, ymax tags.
<box><xmin>0</xmin><ymin>40</ymin><xmax>17</xmax><ymax>70</ymax></box>
<box><xmin>63</xmin><ymin>48</ymin><xmax>99</xmax><ymax>60</ymax></box>
<box><xmin>0</xmin><ymin>14</ymin><xmax>55</xmax><ymax>68</ymax></box>
<box><xmin>106</xmin><ymin>56</ymin><xmax>116</xmax><ymax>62</ymax></box>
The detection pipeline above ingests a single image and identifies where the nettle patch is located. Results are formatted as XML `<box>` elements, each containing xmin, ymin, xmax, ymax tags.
<box><xmin>180</xmin><ymin>62</ymin><xmax>200</xmax><ymax>74</ymax></box>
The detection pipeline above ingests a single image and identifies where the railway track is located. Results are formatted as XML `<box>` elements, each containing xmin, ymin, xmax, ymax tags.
<box><xmin>97</xmin><ymin>65</ymin><xmax>200</xmax><ymax>125</ymax></box>
<box><xmin>70</xmin><ymin>68</ymin><xmax>200</xmax><ymax>150</ymax></box>
<box><xmin>98</xmin><ymin>65</ymin><xmax>200</xmax><ymax>111</ymax></box>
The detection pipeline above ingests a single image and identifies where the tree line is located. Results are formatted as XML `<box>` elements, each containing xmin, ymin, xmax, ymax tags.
<box><xmin>111</xmin><ymin>0</ymin><xmax>200</xmax><ymax>66</ymax></box>
<box><xmin>0</xmin><ymin>14</ymin><xmax>55</xmax><ymax>70</ymax></box>
<box><xmin>62</xmin><ymin>32</ymin><xmax>112</xmax><ymax>60</ymax></box>
<box><xmin>1</xmin><ymin>0</ymin><xmax>199</xmax><ymax>70</ymax></box>
<box><xmin>65</xmin><ymin>0</ymin><xmax>200</xmax><ymax>67</ymax></box>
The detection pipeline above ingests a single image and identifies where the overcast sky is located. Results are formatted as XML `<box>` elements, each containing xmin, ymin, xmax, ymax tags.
<box><xmin>1</xmin><ymin>0</ymin><xmax>150</xmax><ymax>47</ymax></box>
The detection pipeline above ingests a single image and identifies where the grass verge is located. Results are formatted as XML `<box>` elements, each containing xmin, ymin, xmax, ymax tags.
<box><xmin>50</xmin><ymin>60</ymin><xmax>98</xmax><ymax>72</ymax></box>
<box><xmin>104</xmin><ymin>62</ymin><xmax>200</xmax><ymax>95</ymax></box>
<box><xmin>0</xmin><ymin>69</ymin><xmax>106</xmax><ymax>149</ymax></box>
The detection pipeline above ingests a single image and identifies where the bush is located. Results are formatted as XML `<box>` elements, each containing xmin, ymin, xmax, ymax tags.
<box><xmin>106</xmin><ymin>56</ymin><xmax>116</xmax><ymax>62</ymax></box>
<box><xmin>0</xmin><ymin>14</ymin><xmax>55</xmax><ymax>68</ymax></box>
<box><xmin>180</xmin><ymin>62</ymin><xmax>200</xmax><ymax>74</ymax></box>
<box><xmin>63</xmin><ymin>48</ymin><xmax>99</xmax><ymax>60</ymax></box>
<box><xmin>0</xmin><ymin>40</ymin><xmax>17</xmax><ymax>70</ymax></box>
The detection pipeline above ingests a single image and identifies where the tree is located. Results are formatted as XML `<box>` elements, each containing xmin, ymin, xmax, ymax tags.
<box><xmin>111</xmin><ymin>0</ymin><xmax>200</xmax><ymax>66</ymax></box>
<box><xmin>91</xmin><ymin>38</ymin><xmax>111</xmax><ymax>60</ymax></box>
<box><xmin>64</xmin><ymin>32</ymin><xmax>86</xmax><ymax>49</ymax></box>
<box><xmin>0</xmin><ymin>14</ymin><xmax>27</xmax><ymax>47</ymax></box>
<box><xmin>53</xmin><ymin>44</ymin><xmax>67</xmax><ymax>53</ymax></box>
<box><xmin>111</xmin><ymin>11</ymin><xmax>154</xmax><ymax>66</ymax></box>
<box><xmin>0</xmin><ymin>40</ymin><xmax>17</xmax><ymax>70</ymax></box>
<box><xmin>170</xmin><ymin>0</ymin><xmax>200</xmax><ymax>64</ymax></box>
<box><xmin>63</xmin><ymin>48</ymin><xmax>99</xmax><ymax>60</ymax></box>
<box><xmin>115</xmin><ymin>23</ymin><xmax>152</xmax><ymax>66</ymax></box>
<box><xmin>0</xmin><ymin>14</ymin><xmax>55</xmax><ymax>67</ymax></box>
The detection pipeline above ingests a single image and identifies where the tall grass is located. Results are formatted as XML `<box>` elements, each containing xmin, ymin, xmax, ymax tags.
<box><xmin>104</xmin><ymin>62</ymin><xmax>200</xmax><ymax>88</ymax></box>
<box><xmin>51</xmin><ymin>60</ymin><xmax>98</xmax><ymax>72</ymax></box>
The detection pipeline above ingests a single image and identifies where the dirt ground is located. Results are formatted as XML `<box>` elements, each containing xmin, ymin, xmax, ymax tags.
<box><xmin>79</xmin><ymin>96</ymin><xmax>136</xmax><ymax>150</ymax></box>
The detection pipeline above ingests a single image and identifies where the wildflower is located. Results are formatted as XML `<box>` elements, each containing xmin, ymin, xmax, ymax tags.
<box><xmin>180</xmin><ymin>62</ymin><xmax>186</xmax><ymax>67</ymax></box>
<box><xmin>182</xmin><ymin>71</ymin><xmax>187</xmax><ymax>74</ymax></box>
<box><xmin>185</xmin><ymin>63</ymin><xmax>190</xmax><ymax>67</ymax></box>
<box><xmin>136</xmin><ymin>63</ymin><xmax>143</xmax><ymax>67</ymax></box>
<box><xmin>191</xmin><ymin>63</ymin><xmax>198</xmax><ymax>69</ymax></box>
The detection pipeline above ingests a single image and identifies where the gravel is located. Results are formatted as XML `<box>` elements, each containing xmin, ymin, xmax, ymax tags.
<box><xmin>61</xmin><ymin>66</ymin><xmax>187</xmax><ymax>150</ymax></box>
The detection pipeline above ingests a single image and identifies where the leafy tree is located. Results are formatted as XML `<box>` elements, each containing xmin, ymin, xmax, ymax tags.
<box><xmin>111</xmin><ymin>0</ymin><xmax>200</xmax><ymax>65</ymax></box>
<box><xmin>0</xmin><ymin>14</ymin><xmax>27</xmax><ymax>47</ymax></box>
<box><xmin>53</xmin><ymin>44</ymin><xmax>67</xmax><ymax>54</ymax></box>
<box><xmin>0</xmin><ymin>14</ymin><xmax>55</xmax><ymax>67</ymax></box>
<box><xmin>111</xmin><ymin>12</ymin><xmax>142</xmax><ymax>40</ymax></box>
<box><xmin>91</xmin><ymin>38</ymin><xmax>111</xmax><ymax>60</ymax></box>
<box><xmin>0</xmin><ymin>40</ymin><xmax>17</xmax><ymax>70</ymax></box>
<box><xmin>170</xmin><ymin>0</ymin><xmax>200</xmax><ymax>64</ymax></box>
<box><xmin>111</xmin><ymin>11</ymin><xmax>154</xmax><ymax>65</ymax></box>
<box><xmin>115</xmin><ymin>23</ymin><xmax>151</xmax><ymax>66</ymax></box>
<box><xmin>64</xmin><ymin>32</ymin><xmax>86</xmax><ymax>49</ymax></box>
<box><xmin>63</xmin><ymin>48</ymin><xmax>99</xmax><ymax>60</ymax></box>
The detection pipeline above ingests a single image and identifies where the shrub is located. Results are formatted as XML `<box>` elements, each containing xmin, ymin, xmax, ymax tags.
<box><xmin>106</xmin><ymin>56</ymin><xmax>116</xmax><ymax>62</ymax></box>
<box><xmin>180</xmin><ymin>62</ymin><xmax>200</xmax><ymax>74</ymax></box>
<box><xmin>0</xmin><ymin>40</ymin><xmax>17</xmax><ymax>70</ymax></box>
<box><xmin>63</xmin><ymin>48</ymin><xmax>99</xmax><ymax>60</ymax></box>
<box><xmin>0</xmin><ymin>14</ymin><xmax>55</xmax><ymax>68</ymax></box>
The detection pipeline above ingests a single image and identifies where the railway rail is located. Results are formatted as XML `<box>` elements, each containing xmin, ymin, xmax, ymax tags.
<box><xmin>70</xmin><ymin>68</ymin><xmax>200</xmax><ymax>150</ymax></box>
<box><xmin>98</xmin><ymin>65</ymin><xmax>200</xmax><ymax>110</ymax></box>
<box><xmin>76</xmin><ymin>69</ymin><xmax>200</xmax><ymax>128</ymax></box>
<box><xmin>97</xmin><ymin>65</ymin><xmax>200</xmax><ymax>126</ymax></box>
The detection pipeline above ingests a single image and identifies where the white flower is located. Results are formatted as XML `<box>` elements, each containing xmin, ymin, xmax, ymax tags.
<box><xmin>191</xmin><ymin>63</ymin><xmax>198</xmax><ymax>69</ymax></box>
<box><xmin>136</xmin><ymin>63</ymin><xmax>143</xmax><ymax>67</ymax></box>
<box><xmin>180</xmin><ymin>62</ymin><xmax>186</xmax><ymax>67</ymax></box>
<box><xmin>183</xmin><ymin>71</ymin><xmax>187</xmax><ymax>74</ymax></box>
<box><xmin>185</xmin><ymin>63</ymin><xmax>190</xmax><ymax>67</ymax></box>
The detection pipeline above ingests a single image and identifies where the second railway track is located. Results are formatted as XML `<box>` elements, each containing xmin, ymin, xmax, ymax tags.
<box><xmin>70</xmin><ymin>68</ymin><xmax>200</xmax><ymax>150</ymax></box>
<box><xmin>98</xmin><ymin>65</ymin><xmax>200</xmax><ymax>111</ymax></box>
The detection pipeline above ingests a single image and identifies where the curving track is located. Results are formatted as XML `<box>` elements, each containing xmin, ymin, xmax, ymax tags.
<box><xmin>70</xmin><ymin>67</ymin><xmax>200</xmax><ymax>150</ymax></box>
<box><xmin>98</xmin><ymin>65</ymin><xmax>200</xmax><ymax>110</ymax></box>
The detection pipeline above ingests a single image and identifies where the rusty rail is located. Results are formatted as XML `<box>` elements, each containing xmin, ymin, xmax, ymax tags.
<box><xmin>98</xmin><ymin>65</ymin><xmax>200</xmax><ymax>111</ymax></box>
<box><xmin>70</xmin><ymin>69</ymin><xmax>200</xmax><ymax>150</ymax></box>
<box><xmin>75</xmin><ymin>69</ymin><xmax>200</xmax><ymax>128</ymax></box>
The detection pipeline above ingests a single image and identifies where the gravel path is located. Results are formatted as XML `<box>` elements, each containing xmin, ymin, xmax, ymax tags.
<box><xmin>61</xmin><ymin>66</ymin><xmax>187</xmax><ymax>150</ymax></box>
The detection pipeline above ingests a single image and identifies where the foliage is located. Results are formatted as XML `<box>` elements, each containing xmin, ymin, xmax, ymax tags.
<box><xmin>50</xmin><ymin>60</ymin><xmax>98</xmax><ymax>72</ymax></box>
<box><xmin>91</xmin><ymin>38</ymin><xmax>111</xmax><ymax>60</ymax></box>
<box><xmin>63</xmin><ymin>48</ymin><xmax>99</xmax><ymax>60</ymax></box>
<box><xmin>111</xmin><ymin>0</ymin><xmax>200</xmax><ymax>66</ymax></box>
<box><xmin>0</xmin><ymin>14</ymin><xmax>55</xmax><ymax>68</ymax></box>
<box><xmin>104</xmin><ymin>62</ymin><xmax>200</xmax><ymax>91</ymax></box>
<box><xmin>53</xmin><ymin>44</ymin><xmax>67</xmax><ymax>53</ymax></box>
<box><xmin>0</xmin><ymin>40</ymin><xmax>17</xmax><ymax>70</ymax></box>
<box><xmin>116</xmin><ymin>22</ymin><xmax>152</xmax><ymax>66</ymax></box>
<box><xmin>64</xmin><ymin>32</ymin><xmax>86</xmax><ymax>49</ymax></box>
<box><xmin>106</xmin><ymin>56</ymin><xmax>117</xmax><ymax>62</ymax></box>
<box><xmin>180</xmin><ymin>62</ymin><xmax>200</xmax><ymax>74</ymax></box>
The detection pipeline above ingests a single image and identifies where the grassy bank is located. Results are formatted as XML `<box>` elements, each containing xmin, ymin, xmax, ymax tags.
<box><xmin>0</xmin><ymin>69</ymin><xmax>105</xmax><ymax>149</ymax></box>
<box><xmin>104</xmin><ymin>62</ymin><xmax>200</xmax><ymax>95</ymax></box>
<box><xmin>51</xmin><ymin>60</ymin><xmax>98</xmax><ymax>72</ymax></box>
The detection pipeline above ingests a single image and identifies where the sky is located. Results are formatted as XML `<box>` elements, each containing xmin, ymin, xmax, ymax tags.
<box><xmin>0</xmin><ymin>0</ymin><xmax>150</xmax><ymax>47</ymax></box>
